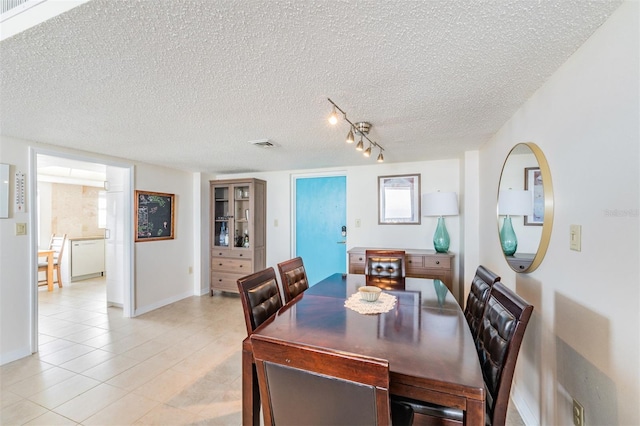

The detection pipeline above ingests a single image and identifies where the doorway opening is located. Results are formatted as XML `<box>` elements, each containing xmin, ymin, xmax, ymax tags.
<box><xmin>30</xmin><ymin>149</ymin><xmax>134</xmax><ymax>354</ymax></box>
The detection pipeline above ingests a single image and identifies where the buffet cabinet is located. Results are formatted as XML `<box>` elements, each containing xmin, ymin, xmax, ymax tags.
<box><xmin>348</xmin><ymin>247</ymin><xmax>454</xmax><ymax>292</ymax></box>
<box><xmin>210</xmin><ymin>178</ymin><xmax>266</xmax><ymax>294</ymax></box>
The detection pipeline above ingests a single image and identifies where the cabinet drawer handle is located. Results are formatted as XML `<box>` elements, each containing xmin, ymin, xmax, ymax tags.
<box><xmin>435</xmin><ymin>261</ymin><xmax>440</xmax><ymax>265</ymax></box>
<box><xmin>219</xmin><ymin>263</ymin><xmax>223</xmax><ymax>266</ymax></box>
<box><xmin>239</xmin><ymin>254</ymin><xmax>243</xmax><ymax>257</ymax></box>
<box><xmin>359</xmin><ymin>257</ymin><xmax>363</xmax><ymax>261</ymax></box>
<box><xmin>218</xmin><ymin>279</ymin><xmax>222</xmax><ymax>282</ymax></box>
<box><xmin>239</xmin><ymin>265</ymin><xmax>243</xmax><ymax>268</ymax></box>
<box><xmin>408</xmin><ymin>260</ymin><xmax>412</xmax><ymax>263</ymax></box>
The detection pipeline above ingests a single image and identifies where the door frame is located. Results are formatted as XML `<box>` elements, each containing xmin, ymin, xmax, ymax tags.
<box><xmin>290</xmin><ymin>170</ymin><xmax>347</xmax><ymax>260</ymax></box>
<box><xmin>28</xmin><ymin>147</ymin><xmax>134</xmax><ymax>353</ymax></box>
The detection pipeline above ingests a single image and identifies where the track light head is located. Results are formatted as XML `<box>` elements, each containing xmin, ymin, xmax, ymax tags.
<box><xmin>328</xmin><ymin>106</ymin><xmax>338</xmax><ymax>125</ymax></box>
<box><xmin>355</xmin><ymin>138</ymin><xmax>364</xmax><ymax>151</ymax></box>
<box><xmin>346</xmin><ymin>128</ymin><xmax>354</xmax><ymax>144</ymax></box>
<box><xmin>377</xmin><ymin>151</ymin><xmax>384</xmax><ymax>162</ymax></box>
<box><xmin>363</xmin><ymin>145</ymin><xmax>372</xmax><ymax>157</ymax></box>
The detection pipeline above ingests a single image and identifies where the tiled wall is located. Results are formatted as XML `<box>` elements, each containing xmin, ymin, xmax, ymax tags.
<box><xmin>51</xmin><ymin>183</ymin><xmax>103</xmax><ymax>237</ymax></box>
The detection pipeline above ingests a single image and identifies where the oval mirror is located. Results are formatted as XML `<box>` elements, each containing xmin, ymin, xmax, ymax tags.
<box><xmin>497</xmin><ymin>142</ymin><xmax>554</xmax><ymax>272</ymax></box>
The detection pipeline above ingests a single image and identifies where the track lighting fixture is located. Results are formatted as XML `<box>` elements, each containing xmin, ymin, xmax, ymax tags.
<box><xmin>327</xmin><ymin>98</ymin><xmax>385</xmax><ymax>162</ymax></box>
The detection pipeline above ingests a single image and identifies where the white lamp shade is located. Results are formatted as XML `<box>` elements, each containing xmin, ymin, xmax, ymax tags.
<box><xmin>423</xmin><ymin>192</ymin><xmax>459</xmax><ymax>216</ymax></box>
<box><xmin>498</xmin><ymin>189</ymin><xmax>532</xmax><ymax>216</ymax></box>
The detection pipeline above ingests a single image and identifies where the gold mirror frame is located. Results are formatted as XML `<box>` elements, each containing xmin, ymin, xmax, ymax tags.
<box><xmin>497</xmin><ymin>142</ymin><xmax>554</xmax><ymax>273</ymax></box>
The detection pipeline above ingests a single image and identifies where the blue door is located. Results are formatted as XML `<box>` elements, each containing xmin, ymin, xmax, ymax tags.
<box><xmin>295</xmin><ymin>176</ymin><xmax>346</xmax><ymax>285</ymax></box>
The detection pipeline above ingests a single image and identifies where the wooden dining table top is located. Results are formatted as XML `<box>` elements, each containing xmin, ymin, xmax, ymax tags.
<box><xmin>249</xmin><ymin>273</ymin><xmax>485</xmax><ymax>424</ymax></box>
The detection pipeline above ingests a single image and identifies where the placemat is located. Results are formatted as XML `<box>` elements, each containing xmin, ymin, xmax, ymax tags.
<box><xmin>344</xmin><ymin>292</ymin><xmax>397</xmax><ymax>315</ymax></box>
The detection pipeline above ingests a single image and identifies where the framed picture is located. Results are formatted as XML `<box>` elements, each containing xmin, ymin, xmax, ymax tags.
<box><xmin>524</xmin><ymin>167</ymin><xmax>543</xmax><ymax>226</ymax></box>
<box><xmin>135</xmin><ymin>190</ymin><xmax>175</xmax><ymax>241</ymax></box>
<box><xmin>378</xmin><ymin>174</ymin><xmax>421</xmax><ymax>224</ymax></box>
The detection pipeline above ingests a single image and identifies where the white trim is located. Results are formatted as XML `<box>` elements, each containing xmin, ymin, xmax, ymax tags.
<box><xmin>511</xmin><ymin>385</ymin><xmax>538</xmax><ymax>425</ymax></box>
<box><xmin>134</xmin><ymin>291</ymin><xmax>194</xmax><ymax>316</ymax></box>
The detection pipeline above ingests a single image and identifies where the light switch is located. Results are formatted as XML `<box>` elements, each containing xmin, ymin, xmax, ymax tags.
<box><xmin>355</xmin><ymin>219</ymin><xmax>361</xmax><ymax>228</ymax></box>
<box><xmin>15</xmin><ymin>223</ymin><xmax>27</xmax><ymax>235</ymax></box>
<box><xmin>570</xmin><ymin>225</ymin><xmax>581</xmax><ymax>251</ymax></box>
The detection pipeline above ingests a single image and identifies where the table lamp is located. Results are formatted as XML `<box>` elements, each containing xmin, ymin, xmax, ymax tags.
<box><xmin>423</xmin><ymin>192</ymin><xmax>459</xmax><ymax>253</ymax></box>
<box><xmin>497</xmin><ymin>189</ymin><xmax>532</xmax><ymax>256</ymax></box>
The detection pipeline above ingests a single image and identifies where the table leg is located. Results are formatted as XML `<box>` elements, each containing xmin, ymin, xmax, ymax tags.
<box><xmin>46</xmin><ymin>253</ymin><xmax>53</xmax><ymax>292</ymax></box>
<box><xmin>242</xmin><ymin>343</ymin><xmax>260</xmax><ymax>426</ymax></box>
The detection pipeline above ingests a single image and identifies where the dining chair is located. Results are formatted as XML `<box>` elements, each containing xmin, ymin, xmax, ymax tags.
<box><xmin>38</xmin><ymin>233</ymin><xmax>67</xmax><ymax>289</ymax></box>
<box><xmin>276</xmin><ymin>256</ymin><xmax>309</xmax><ymax>303</ymax></box>
<box><xmin>393</xmin><ymin>282</ymin><xmax>533</xmax><ymax>426</ymax></box>
<box><xmin>365</xmin><ymin>250</ymin><xmax>406</xmax><ymax>279</ymax></box>
<box><xmin>237</xmin><ymin>267</ymin><xmax>283</xmax><ymax>336</ymax></box>
<box><xmin>463</xmin><ymin>265</ymin><xmax>501</xmax><ymax>344</ymax></box>
<box><xmin>251</xmin><ymin>333</ymin><xmax>414</xmax><ymax>426</ymax></box>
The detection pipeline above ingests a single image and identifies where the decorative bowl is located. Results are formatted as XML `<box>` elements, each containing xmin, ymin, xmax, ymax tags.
<box><xmin>358</xmin><ymin>286</ymin><xmax>382</xmax><ymax>302</ymax></box>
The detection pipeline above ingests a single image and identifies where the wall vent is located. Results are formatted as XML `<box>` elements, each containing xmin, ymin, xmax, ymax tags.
<box><xmin>248</xmin><ymin>139</ymin><xmax>275</xmax><ymax>148</ymax></box>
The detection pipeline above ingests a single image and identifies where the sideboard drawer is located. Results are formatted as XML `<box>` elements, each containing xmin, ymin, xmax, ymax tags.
<box><xmin>349</xmin><ymin>253</ymin><xmax>366</xmax><ymax>265</ymax></box>
<box><xmin>424</xmin><ymin>256</ymin><xmax>451</xmax><ymax>269</ymax></box>
<box><xmin>211</xmin><ymin>257</ymin><xmax>252</xmax><ymax>273</ymax></box>
<box><xmin>211</xmin><ymin>249</ymin><xmax>252</xmax><ymax>260</ymax></box>
<box><xmin>210</xmin><ymin>271</ymin><xmax>239</xmax><ymax>293</ymax></box>
<box><xmin>406</xmin><ymin>255</ymin><xmax>424</xmax><ymax>268</ymax></box>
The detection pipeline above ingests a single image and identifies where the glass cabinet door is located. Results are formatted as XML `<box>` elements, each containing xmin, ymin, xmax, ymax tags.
<box><xmin>233</xmin><ymin>185</ymin><xmax>250</xmax><ymax>248</ymax></box>
<box><xmin>213</xmin><ymin>186</ymin><xmax>230</xmax><ymax>247</ymax></box>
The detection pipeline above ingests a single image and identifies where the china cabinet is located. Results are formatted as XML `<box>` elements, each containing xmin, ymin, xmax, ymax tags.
<box><xmin>210</xmin><ymin>178</ymin><xmax>266</xmax><ymax>294</ymax></box>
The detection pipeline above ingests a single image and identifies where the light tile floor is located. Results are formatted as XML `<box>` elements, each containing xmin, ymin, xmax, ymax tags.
<box><xmin>1</xmin><ymin>277</ymin><xmax>526</xmax><ymax>425</ymax></box>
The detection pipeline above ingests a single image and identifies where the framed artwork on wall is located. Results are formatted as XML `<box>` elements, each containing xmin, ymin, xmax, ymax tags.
<box><xmin>135</xmin><ymin>190</ymin><xmax>175</xmax><ymax>241</ymax></box>
<box><xmin>378</xmin><ymin>174</ymin><xmax>421</xmax><ymax>224</ymax></box>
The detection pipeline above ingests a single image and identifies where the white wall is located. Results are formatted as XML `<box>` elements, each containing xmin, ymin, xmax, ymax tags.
<box><xmin>478</xmin><ymin>2</ymin><xmax>639</xmax><ymax>424</ymax></box>
<box><xmin>0</xmin><ymin>135</ymin><xmax>199</xmax><ymax>364</ymax></box>
<box><xmin>216</xmin><ymin>158</ymin><xmax>464</xmax><ymax>297</ymax></box>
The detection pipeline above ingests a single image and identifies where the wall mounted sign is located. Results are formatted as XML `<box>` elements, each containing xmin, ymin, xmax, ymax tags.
<box><xmin>135</xmin><ymin>190</ymin><xmax>175</xmax><ymax>242</ymax></box>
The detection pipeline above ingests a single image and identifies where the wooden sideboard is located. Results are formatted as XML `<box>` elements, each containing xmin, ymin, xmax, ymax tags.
<box><xmin>348</xmin><ymin>247</ymin><xmax>454</xmax><ymax>292</ymax></box>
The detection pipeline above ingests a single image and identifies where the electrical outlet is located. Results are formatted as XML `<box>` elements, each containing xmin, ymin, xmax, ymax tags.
<box><xmin>188</xmin><ymin>266</ymin><xmax>193</xmax><ymax>274</ymax></box>
<box><xmin>573</xmin><ymin>398</ymin><xmax>584</xmax><ymax>426</ymax></box>
<box><xmin>355</xmin><ymin>219</ymin><xmax>361</xmax><ymax>228</ymax></box>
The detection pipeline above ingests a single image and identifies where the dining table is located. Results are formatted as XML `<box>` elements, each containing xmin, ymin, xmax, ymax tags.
<box><xmin>38</xmin><ymin>249</ymin><xmax>55</xmax><ymax>291</ymax></box>
<box><xmin>242</xmin><ymin>273</ymin><xmax>485</xmax><ymax>425</ymax></box>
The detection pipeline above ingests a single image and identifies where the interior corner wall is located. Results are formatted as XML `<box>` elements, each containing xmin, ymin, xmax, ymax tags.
<box><xmin>478</xmin><ymin>2</ymin><xmax>639</xmax><ymax>424</ymax></box>
<box><xmin>462</xmin><ymin>151</ymin><xmax>480</xmax><ymax>305</ymax></box>
<box><xmin>134</xmin><ymin>164</ymin><xmax>195</xmax><ymax>314</ymax></box>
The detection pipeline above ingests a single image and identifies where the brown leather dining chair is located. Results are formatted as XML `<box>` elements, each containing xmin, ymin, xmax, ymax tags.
<box><xmin>38</xmin><ymin>233</ymin><xmax>67</xmax><ymax>289</ymax></box>
<box><xmin>251</xmin><ymin>333</ymin><xmax>414</xmax><ymax>426</ymax></box>
<box><xmin>277</xmin><ymin>256</ymin><xmax>309</xmax><ymax>303</ymax></box>
<box><xmin>365</xmin><ymin>250</ymin><xmax>406</xmax><ymax>289</ymax></box>
<box><xmin>237</xmin><ymin>267</ymin><xmax>283</xmax><ymax>336</ymax></box>
<box><xmin>393</xmin><ymin>282</ymin><xmax>533</xmax><ymax>426</ymax></box>
<box><xmin>463</xmin><ymin>265</ymin><xmax>501</xmax><ymax>344</ymax></box>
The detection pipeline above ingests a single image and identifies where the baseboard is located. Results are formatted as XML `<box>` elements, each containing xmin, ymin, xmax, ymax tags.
<box><xmin>134</xmin><ymin>290</ymin><xmax>193</xmax><ymax>316</ymax></box>
<box><xmin>0</xmin><ymin>346</ymin><xmax>32</xmax><ymax>366</ymax></box>
<box><xmin>511</xmin><ymin>386</ymin><xmax>539</xmax><ymax>425</ymax></box>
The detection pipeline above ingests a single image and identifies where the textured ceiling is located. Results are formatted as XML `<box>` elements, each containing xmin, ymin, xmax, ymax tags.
<box><xmin>0</xmin><ymin>0</ymin><xmax>622</xmax><ymax>174</ymax></box>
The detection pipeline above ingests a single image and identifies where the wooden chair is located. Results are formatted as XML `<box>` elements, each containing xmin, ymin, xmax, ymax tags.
<box><xmin>237</xmin><ymin>267</ymin><xmax>283</xmax><ymax>336</ymax></box>
<box><xmin>365</xmin><ymin>250</ymin><xmax>406</xmax><ymax>289</ymax></box>
<box><xmin>38</xmin><ymin>233</ymin><xmax>67</xmax><ymax>289</ymax></box>
<box><xmin>277</xmin><ymin>257</ymin><xmax>309</xmax><ymax>303</ymax></box>
<box><xmin>251</xmin><ymin>333</ymin><xmax>414</xmax><ymax>426</ymax></box>
<box><xmin>463</xmin><ymin>265</ymin><xmax>501</xmax><ymax>344</ymax></box>
<box><xmin>393</xmin><ymin>282</ymin><xmax>533</xmax><ymax>426</ymax></box>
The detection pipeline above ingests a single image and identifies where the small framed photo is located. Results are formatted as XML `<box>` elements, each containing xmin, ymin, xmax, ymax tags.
<box><xmin>378</xmin><ymin>174</ymin><xmax>421</xmax><ymax>224</ymax></box>
<box><xmin>524</xmin><ymin>167</ymin><xmax>543</xmax><ymax>226</ymax></box>
<box><xmin>135</xmin><ymin>190</ymin><xmax>175</xmax><ymax>241</ymax></box>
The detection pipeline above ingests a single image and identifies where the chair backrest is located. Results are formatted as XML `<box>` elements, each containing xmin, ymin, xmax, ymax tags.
<box><xmin>464</xmin><ymin>265</ymin><xmax>501</xmax><ymax>342</ymax></box>
<box><xmin>365</xmin><ymin>250</ymin><xmax>406</xmax><ymax>279</ymax></box>
<box><xmin>476</xmin><ymin>282</ymin><xmax>533</xmax><ymax>425</ymax></box>
<box><xmin>251</xmin><ymin>334</ymin><xmax>392</xmax><ymax>426</ymax></box>
<box><xmin>277</xmin><ymin>257</ymin><xmax>309</xmax><ymax>303</ymax></box>
<box><xmin>237</xmin><ymin>267</ymin><xmax>283</xmax><ymax>336</ymax></box>
<box><xmin>49</xmin><ymin>234</ymin><xmax>67</xmax><ymax>264</ymax></box>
